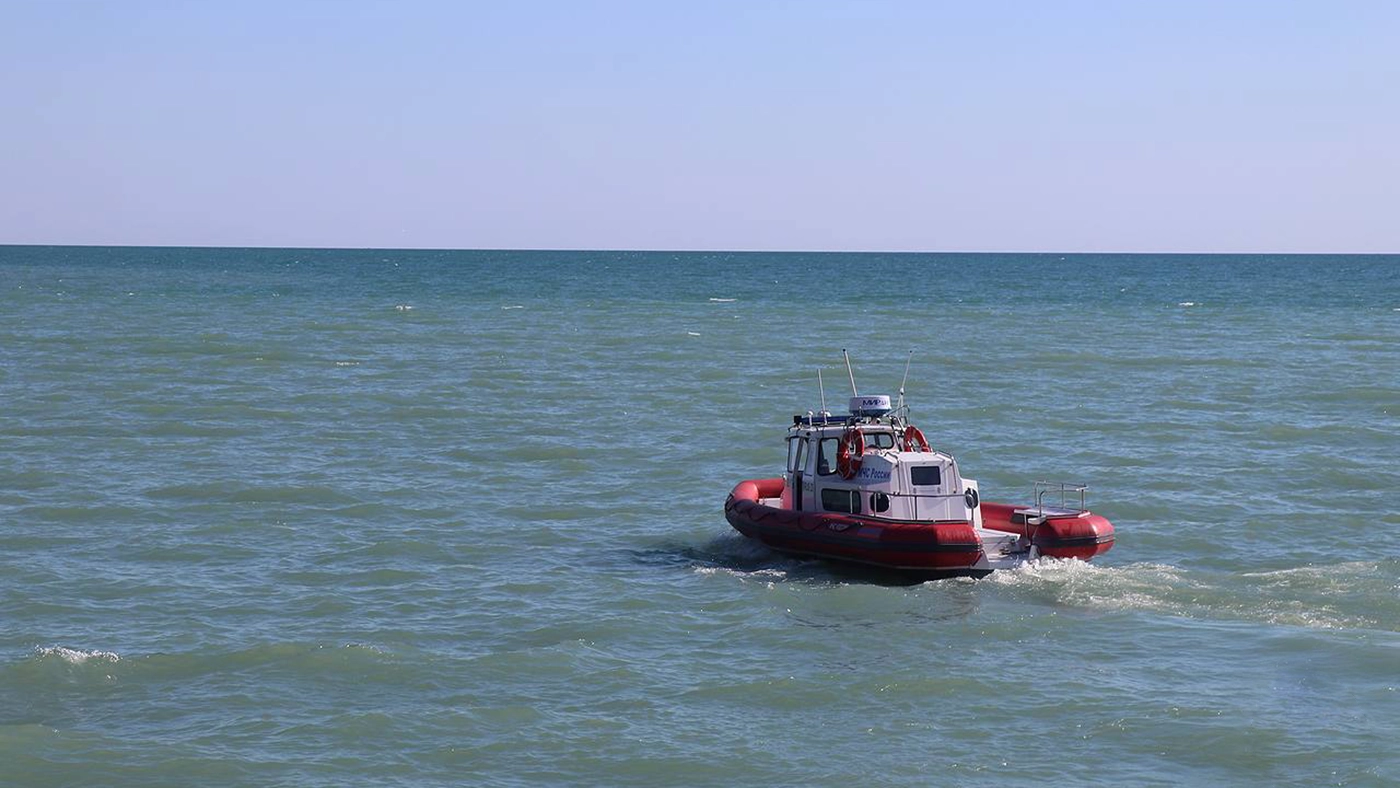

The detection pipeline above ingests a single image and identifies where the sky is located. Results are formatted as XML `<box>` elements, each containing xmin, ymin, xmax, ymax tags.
<box><xmin>1</xmin><ymin>0</ymin><xmax>1397</xmax><ymax>252</ymax></box>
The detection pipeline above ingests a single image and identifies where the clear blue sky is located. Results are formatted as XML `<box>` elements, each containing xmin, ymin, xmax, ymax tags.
<box><xmin>2</xmin><ymin>0</ymin><xmax>1396</xmax><ymax>251</ymax></box>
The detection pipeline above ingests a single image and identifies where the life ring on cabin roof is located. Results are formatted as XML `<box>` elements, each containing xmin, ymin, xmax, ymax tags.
<box><xmin>836</xmin><ymin>427</ymin><xmax>865</xmax><ymax>479</ymax></box>
<box><xmin>903</xmin><ymin>425</ymin><xmax>931</xmax><ymax>452</ymax></box>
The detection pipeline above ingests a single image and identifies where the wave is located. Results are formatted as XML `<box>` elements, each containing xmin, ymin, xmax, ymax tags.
<box><xmin>4</xmin><ymin>646</ymin><xmax>126</xmax><ymax>687</ymax></box>
<box><xmin>7</xmin><ymin>642</ymin><xmax>397</xmax><ymax>687</ymax></box>
<box><xmin>33</xmin><ymin>646</ymin><xmax>121</xmax><ymax>664</ymax></box>
<box><xmin>142</xmin><ymin>481</ymin><xmax>359</xmax><ymax>505</ymax></box>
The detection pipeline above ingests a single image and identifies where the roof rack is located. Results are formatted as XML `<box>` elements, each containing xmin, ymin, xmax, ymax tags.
<box><xmin>793</xmin><ymin>413</ymin><xmax>850</xmax><ymax>427</ymax></box>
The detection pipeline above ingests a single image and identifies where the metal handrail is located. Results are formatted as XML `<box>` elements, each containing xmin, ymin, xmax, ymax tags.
<box><xmin>885</xmin><ymin>490</ymin><xmax>969</xmax><ymax>522</ymax></box>
<box><xmin>1031</xmin><ymin>480</ymin><xmax>1088</xmax><ymax>518</ymax></box>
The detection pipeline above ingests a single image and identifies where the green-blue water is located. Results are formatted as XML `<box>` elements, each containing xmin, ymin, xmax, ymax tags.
<box><xmin>2</xmin><ymin>246</ymin><xmax>1397</xmax><ymax>786</ymax></box>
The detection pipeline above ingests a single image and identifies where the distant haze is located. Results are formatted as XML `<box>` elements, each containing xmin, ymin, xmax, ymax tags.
<box><xmin>2</xmin><ymin>1</ymin><xmax>1396</xmax><ymax>252</ymax></box>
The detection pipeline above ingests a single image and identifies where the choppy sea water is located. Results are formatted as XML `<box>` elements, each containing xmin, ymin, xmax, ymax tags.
<box><xmin>1</xmin><ymin>246</ymin><xmax>1397</xmax><ymax>786</ymax></box>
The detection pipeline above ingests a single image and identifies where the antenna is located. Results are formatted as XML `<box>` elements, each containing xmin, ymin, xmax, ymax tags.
<box><xmin>897</xmin><ymin>350</ymin><xmax>913</xmax><ymax>411</ymax></box>
<box><xmin>817</xmin><ymin>369</ymin><xmax>828</xmax><ymax>415</ymax></box>
<box><xmin>842</xmin><ymin>349</ymin><xmax>858</xmax><ymax>395</ymax></box>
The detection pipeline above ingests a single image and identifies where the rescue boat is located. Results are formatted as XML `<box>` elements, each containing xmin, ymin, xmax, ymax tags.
<box><xmin>723</xmin><ymin>358</ymin><xmax>1115</xmax><ymax>578</ymax></box>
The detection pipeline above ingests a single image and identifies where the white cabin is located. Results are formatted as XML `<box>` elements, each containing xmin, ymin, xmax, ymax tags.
<box><xmin>778</xmin><ymin>401</ymin><xmax>982</xmax><ymax>527</ymax></box>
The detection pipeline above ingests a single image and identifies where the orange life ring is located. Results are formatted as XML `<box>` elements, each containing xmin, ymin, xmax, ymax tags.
<box><xmin>903</xmin><ymin>425</ymin><xmax>931</xmax><ymax>452</ymax></box>
<box><xmin>836</xmin><ymin>427</ymin><xmax>864</xmax><ymax>479</ymax></box>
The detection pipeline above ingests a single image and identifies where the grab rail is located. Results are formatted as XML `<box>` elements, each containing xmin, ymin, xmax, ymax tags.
<box><xmin>1031</xmin><ymin>481</ymin><xmax>1088</xmax><ymax>519</ymax></box>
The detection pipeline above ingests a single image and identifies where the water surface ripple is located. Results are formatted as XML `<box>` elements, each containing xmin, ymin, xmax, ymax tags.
<box><xmin>1</xmin><ymin>248</ymin><xmax>1398</xmax><ymax>786</ymax></box>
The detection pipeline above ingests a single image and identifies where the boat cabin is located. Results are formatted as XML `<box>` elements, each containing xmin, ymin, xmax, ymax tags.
<box><xmin>778</xmin><ymin>395</ymin><xmax>981</xmax><ymax>526</ymax></box>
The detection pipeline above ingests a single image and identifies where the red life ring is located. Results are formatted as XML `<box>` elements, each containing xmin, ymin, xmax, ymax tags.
<box><xmin>837</xmin><ymin>427</ymin><xmax>864</xmax><ymax>479</ymax></box>
<box><xmin>903</xmin><ymin>425</ymin><xmax>931</xmax><ymax>452</ymax></box>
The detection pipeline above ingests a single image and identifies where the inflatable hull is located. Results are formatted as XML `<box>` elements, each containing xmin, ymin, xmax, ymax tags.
<box><xmin>725</xmin><ymin>478</ymin><xmax>1115</xmax><ymax>577</ymax></box>
<box><xmin>725</xmin><ymin>478</ymin><xmax>986</xmax><ymax>578</ymax></box>
<box><xmin>978</xmin><ymin>502</ymin><xmax>1116</xmax><ymax>560</ymax></box>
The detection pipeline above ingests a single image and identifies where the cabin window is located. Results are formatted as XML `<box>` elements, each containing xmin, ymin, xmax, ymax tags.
<box><xmin>817</xmin><ymin>438</ymin><xmax>839</xmax><ymax>476</ymax></box>
<box><xmin>910</xmin><ymin>466</ymin><xmax>942</xmax><ymax>486</ymax></box>
<box><xmin>865</xmin><ymin>432</ymin><xmax>895</xmax><ymax>450</ymax></box>
<box><xmin>821</xmin><ymin>487</ymin><xmax>860</xmax><ymax>514</ymax></box>
<box><xmin>869</xmin><ymin>492</ymin><xmax>890</xmax><ymax>513</ymax></box>
<box><xmin>786</xmin><ymin>437</ymin><xmax>807</xmax><ymax>473</ymax></box>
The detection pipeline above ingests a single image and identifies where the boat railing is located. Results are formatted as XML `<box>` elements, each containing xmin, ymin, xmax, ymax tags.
<box><xmin>1030</xmin><ymin>481</ymin><xmax>1089</xmax><ymax>519</ymax></box>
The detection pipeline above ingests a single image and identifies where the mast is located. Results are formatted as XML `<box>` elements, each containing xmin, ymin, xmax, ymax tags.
<box><xmin>897</xmin><ymin>350</ymin><xmax>913</xmax><ymax>414</ymax></box>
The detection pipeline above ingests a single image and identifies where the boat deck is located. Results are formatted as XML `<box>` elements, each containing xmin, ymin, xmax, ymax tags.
<box><xmin>976</xmin><ymin>527</ymin><xmax>1031</xmax><ymax>571</ymax></box>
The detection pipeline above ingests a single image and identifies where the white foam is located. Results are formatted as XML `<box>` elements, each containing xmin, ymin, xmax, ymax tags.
<box><xmin>35</xmin><ymin>646</ymin><xmax>120</xmax><ymax>664</ymax></box>
<box><xmin>334</xmin><ymin>361</ymin><xmax>360</xmax><ymax>367</ymax></box>
<box><xmin>694</xmin><ymin>566</ymin><xmax>788</xmax><ymax>580</ymax></box>
<box><xmin>394</xmin><ymin>304</ymin><xmax>414</xmax><ymax>311</ymax></box>
<box><xmin>1241</xmin><ymin>562</ymin><xmax>1374</xmax><ymax>580</ymax></box>
<box><xmin>709</xmin><ymin>298</ymin><xmax>737</xmax><ymax>303</ymax></box>
<box><xmin>687</xmin><ymin>331</ymin><xmax>701</xmax><ymax>336</ymax></box>
<box><xmin>501</xmin><ymin>305</ymin><xmax>524</xmax><ymax>310</ymax></box>
<box><xmin>1178</xmin><ymin>301</ymin><xmax>1197</xmax><ymax>307</ymax></box>
<box><xmin>985</xmin><ymin>560</ymin><xmax>1377</xmax><ymax>630</ymax></box>
<box><xmin>983</xmin><ymin>556</ymin><xmax>1119</xmax><ymax>586</ymax></box>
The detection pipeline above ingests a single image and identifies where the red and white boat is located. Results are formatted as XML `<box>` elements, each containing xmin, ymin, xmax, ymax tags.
<box><xmin>724</xmin><ymin>357</ymin><xmax>1114</xmax><ymax>578</ymax></box>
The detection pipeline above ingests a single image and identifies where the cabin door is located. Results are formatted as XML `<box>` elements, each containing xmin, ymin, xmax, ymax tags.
<box><xmin>786</xmin><ymin>437</ymin><xmax>808</xmax><ymax>511</ymax></box>
<box><xmin>802</xmin><ymin>439</ymin><xmax>821</xmax><ymax>511</ymax></box>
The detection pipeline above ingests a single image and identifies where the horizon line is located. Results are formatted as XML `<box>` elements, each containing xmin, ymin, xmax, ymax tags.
<box><xmin>2</xmin><ymin>242</ymin><xmax>1397</xmax><ymax>256</ymax></box>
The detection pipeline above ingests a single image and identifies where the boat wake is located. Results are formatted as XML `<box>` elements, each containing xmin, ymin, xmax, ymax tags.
<box><xmin>642</xmin><ymin>531</ymin><xmax>1398</xmax><ymax>632</ymax></box>
<box><xmin>981</xmin><ymin>558</ymin><xmax>1400</xmax><ymax>632</ymax></box>
<box><xmin>631</xmin><ymin>536</ymin><xmax>806</xmax><ymax>578</ymax></box>
<box><xmin>656</xmin><ymin>537</ymin><xmax>1399</xmax><ymax>631</ymax></box>
<box><xmin>635</xmin><ymin>536</ymin><xmax>969</xmax><ymax>586</ymax></box>
<box><xmin>631</xmin><ymin>535</ymin><xmax>909</xmax><ymax>585</ymax></box>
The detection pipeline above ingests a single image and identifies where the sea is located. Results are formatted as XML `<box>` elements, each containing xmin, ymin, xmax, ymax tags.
<box><xmin>1</xmin><ymin>246</ymin><xmax>1397</xmax><ymax>786</ymax></box>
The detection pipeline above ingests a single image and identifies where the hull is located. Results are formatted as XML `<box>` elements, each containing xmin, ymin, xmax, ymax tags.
<box><xmin>724</xmin><ymin>478</ymin><xmax>986</xmax><ymax>578</ymax></box>
<box><xmin>724</xmin><ymin>478</ymin><xmax>1115</xmax><ymax>576</ymax></box>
